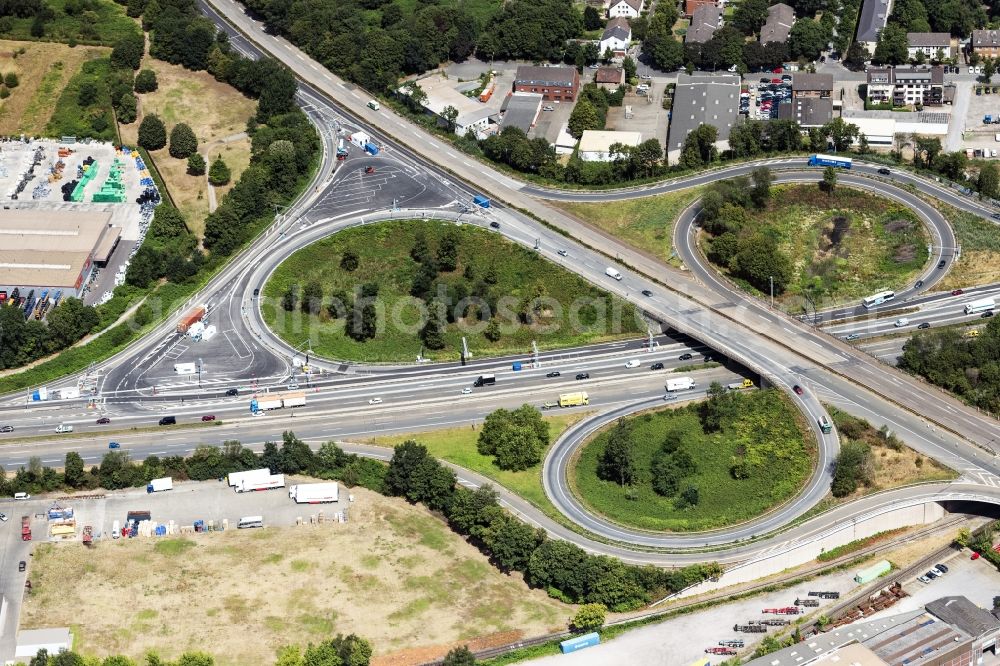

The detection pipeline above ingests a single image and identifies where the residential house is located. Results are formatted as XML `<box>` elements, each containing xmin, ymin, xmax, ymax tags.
<box><xmin>595</xmin><ymin>66</ymin><xmax>625</xmax><ymax>91</ymax></box>
<box><xmin>513</xmin><ymin>65</ymin><xmax>581</xmax><ymax>102</ymax></box>
<box><xmin>866</xmin><ymin>65</ymin><xmax>944</xmax><ymax>106</ymax></box>
<box><xmin>856</xmin><ymin>0</ymin><xmax>893</xmax><ymax>53</ymax></box>
<box><xmin>608</xmin><ymin>0</ymin><xmax>642</xmax><ymax>18</ymax></box>
<box><xmin>759</xmin><ymin>3</ymin><xmax>794</xmax><ymax>45</ymax></box>
<box><xmin>906</xmin><ymin>32</ymin><xmax>951</xmax><ymax>60</ymax></box>
<box><xmin>686</xmin><ymin>4</ymin><xmax>722</xmax><ymax>43</ymax></box>
<box><xmin>599</xmin><ymin>17</ymin><xmax>632</xmax><ymax>57</ymax></box>
<box><xmin>972</xmin><ymin>30</ymin><xmax>1000</xmax><ymax>58</ymax></box>
<box><xmin>684</xmin><ymin>0</ymin><xmax>715</xmax><ymax>17</ymax></box>
<box><xmin>666</xmin><ymin>73</ymin><xmax>739</xmax><ymax>163</ymax></box>
<box><xmin>578</xmin><ymin>130</ymin><xmax>642</xmax><ymax>161</ymax></box>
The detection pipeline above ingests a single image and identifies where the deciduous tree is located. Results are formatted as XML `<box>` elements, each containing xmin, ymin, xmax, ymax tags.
<box><xmin>138</xmin><ymin>114</ymin><xmax>167</xmax><ymax>150</ymax></box>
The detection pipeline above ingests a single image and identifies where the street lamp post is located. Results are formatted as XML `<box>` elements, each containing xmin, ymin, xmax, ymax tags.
<box><xmin>769</xmin><ymin>276</ymin><xmax>774</xmax><ymax>309</ymax></box>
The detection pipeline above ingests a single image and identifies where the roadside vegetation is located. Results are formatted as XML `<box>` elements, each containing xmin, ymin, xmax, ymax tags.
<box><xmin>932</xmin><ymin>203</ymin><xmax>1000</xmax><ymax>289</ymax></box>
<box><xmin>898</xmin><ymin>317</ymin><xmax>1000</xmax><ymax>415</ymax></box>
<box><xmin>554</xmin><ymin>188</ymin><xmax>702</xmax><ymax>265</ymax></box>
<box><xmin>572</xmin><ymin>385</ymin><xmax>814</xmax><ymax>531</ymax></box>
<box><xmin>262</xmin><ymin>219</ymin><xmax>645</xmax><ymax>362</ymax></box>
<box><xmin>0</xmin><ymin>0</ymin><xmax>138</xmax><ymax>46</ymax></box>
<box><xmin>701</xmin><ymin>175</ymin><xmax>928</xmax><ymax>310</ymax></box>
<box><xmin>828</xmin><ymin>407</ymin><xmax>957</xmax><ymax>498</ymax></box>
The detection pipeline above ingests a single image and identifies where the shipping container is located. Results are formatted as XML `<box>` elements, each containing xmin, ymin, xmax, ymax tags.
<box><xmin>176</xmin><ymin>306</ymin><xmax>206</xmax><ymax>334</ymax></box>
<box><xmin>854</xmin><ymin>559</ymin><xmax>891</xmax><ymax>584</ymax></box>
<box><xmin>560</xmin><ymin>633</ymin><xmax>600</xmax><ymax>654</ymax></box>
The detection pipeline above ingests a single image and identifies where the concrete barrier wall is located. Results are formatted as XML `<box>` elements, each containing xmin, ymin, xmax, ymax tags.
<box><xmin>676</xmin><ymin>501</ymin><xmax>946</xmax><ymax>598</ymax></box>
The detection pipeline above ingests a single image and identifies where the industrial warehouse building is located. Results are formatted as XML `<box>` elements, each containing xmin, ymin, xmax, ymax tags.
<box><xmin>0</xmin><ymin>206</ymin><xmax>122</xmax><ymax>297</ymax></box>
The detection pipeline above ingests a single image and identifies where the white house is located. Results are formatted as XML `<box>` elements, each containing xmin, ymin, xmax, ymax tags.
<box><xmin>599</xmin><ymin>17</ymin><xmax>632</xmax><ymax>57</ymax></box>
<box><xmin>608</xmin><ymin>0</ymin><xmax>642</xmax><ymax>19</ymax></box>
<box><xmin>578</xmin><ymin>130</ymin><xmax>642</xmax><ymax>161</ymax></box>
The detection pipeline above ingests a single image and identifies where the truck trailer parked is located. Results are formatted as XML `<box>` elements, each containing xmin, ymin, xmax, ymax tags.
<box><xmin>237</xmin><ymin>473</ymin><xmax>285</xmax><ymax>493</ymax></box>
<box><xmin>289</xmin><ymin>482</ymin><xmax>339</xmax><ymax>504</ymax></box>
<box><xmin>146</xmin><ymin>477</ymin><xmax>173</xmax><ymax>493</ymax></box>
<box><xmin>227</xmin><ymin>468</ymin><xmax>272</xmax><ymax>488</ymax></box>
<box><xmin>666</xmin><ymin>377</ymin><xmax>696</xmax><ymax>392</ymax></box>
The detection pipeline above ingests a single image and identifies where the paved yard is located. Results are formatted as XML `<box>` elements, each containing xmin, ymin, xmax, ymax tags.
<box><xmin>607</xmin><ymin>89</ymin><xmax>668</xmax><ymax>143</ymax></box>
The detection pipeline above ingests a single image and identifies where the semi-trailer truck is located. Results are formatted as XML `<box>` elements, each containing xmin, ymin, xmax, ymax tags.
<box><xmin>558</xmin><ymin>392</ymin><xmax>589</xmax><ymax>407</ymax></box>
<box><xmin>288</xmin><ymin>482</ymin><xmax>339</xmax><ymax>504</ymax></box>
<box><xmin>237</xmin><ymin>474</ymin><xmax>285</xmax><ymax>492</ymax></box>
<box><xmin>176</xmin><ymin>306</ymin><xmax>206</xmax><ymax>333</ymax></box>
<box><xmin>255</xmin><ymin>396</ymin><xmax>283</xmax><ymax>411</ymax></box>
<box><xmin>146</xmin><ymin>477</ymin><xmax>173</xmax><ymax>493</ymax></box>
<box><xmin>227</xmin><ymin>468</ymin><xmax>272</xmax><ymax>488</ymax></box>
<box><xmin>473</xmin><ymin>374</ymin><xmax>496</xmax><ymax>387</ymax></box>
<box><xmin>808</xmin><ymin>154</ymin><xmax>852</xmax><ymax>168</ymax></box>
<box><xmin>282</xmin><ymin>392</ymin><xmax>307</xmax><ymax>408</ymax></box>
<box><xmin>21</xmin><ymin>515</ymin><xmax>30</xmax><ymax>541</ymax></box>
<box><xmin>964</xmin><ymin>298</ymin><xmax>995</xmax><ymax>315</ymax></box>
<box><xmin>666</xmin><ymin>377</ymin><xmax>696</xmax><ymax>392</ymax></box>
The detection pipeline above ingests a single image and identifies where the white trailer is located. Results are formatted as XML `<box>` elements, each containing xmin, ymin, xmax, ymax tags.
<box><xmin>174</xmin><ymin>362</ymin><xmax>197</xmax><ymax>375</ymax></box>
<box><xmin>666</xmin><ymin>377</ymin><xmax>696</xmax><ymax>392</ymax></box>
<box><xmin>289</xmin><ymin>482</ymin><xmax>339</xmax><ymax>504</ymax></box>
<box><xmin>237</xmin><ymin>474</ymin><xmax>285</xmax><ymax>493</ymax></box>
<box><xmin>147</xmin><ymin>477</ymin><xmax>173</xmax><ymax>493</ymax></box>
<box><xmin>282</xmin><ymin>392</ymin><xmax>307</xmax><ymax>408</ymax></box>
<box><xmin>350</xmin><ymin>131</ymin><xmax>371</xmax><ymax>149</ymax></box>
<box><xmin>227</xmin><ymin>468</ymin><xmax>272</xmax><ymax>488</ymax></box>
<box><xmin>256</xmin><ymin>396</ymin><xmax>283</xmax><ymax>411</ymax></box>
<box><xmin>964</xmin><ymin>298</ymin><xmax>996</xmax><ymax>315</ymax></box>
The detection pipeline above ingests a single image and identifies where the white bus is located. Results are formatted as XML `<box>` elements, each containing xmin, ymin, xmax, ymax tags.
<box><xmin>964</xmin><ymin>298</ymin><xmax>996</xmax><ymax>315</ymax></box>
<box><xmin>862</xmin><ymin>290</ymin><xmax>895</xmax><ymax>309</ymax></box>
<box><xmin>237</xmin><ymin>516</ymin><xmax>264</xmax><ymax>529</ymax></box>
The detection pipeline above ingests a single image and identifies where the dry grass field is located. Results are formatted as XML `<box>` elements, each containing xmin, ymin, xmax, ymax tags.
<box><xmin>0</xmin><ymin>40</ymin><xmax>106</xmax><ymax>136</ymax></box>
<box><xmin>20</xmin><ymin>488</ymin><xmax>569</xmax><ymax>666</ymax></box>
<box><xmin>119</xmin><ymin>57</ymin><xmax>255</xmax><ymax>236</ymax></box>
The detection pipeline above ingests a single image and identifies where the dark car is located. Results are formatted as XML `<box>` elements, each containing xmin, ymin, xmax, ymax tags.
<box><xmin>108</xmin><ymin>442</ymin><xmax>120</xmax><ymax>449</ymax></box>
<box><xmin>936</xmin><ymin>563</ymin><xmax>949</xmax><ymax>573</ymax></box>
<box><xmin>938</xmin><ymin>259</ymin><xmax>947</xmax><ymax>269</ymax></box>
<box><xmin>951</xmin><ymin>288</ymin><xmax>964</xmax><ymax>296</ymax></box>
<box><xmin>793</xmin><ymin>385</ymin><xmax>804</xmax><ymax>395</ymax></box>
<box><xmin>983</xmin><ymin>310</ymin><xmax>996</xmax><ymax>318</ymax></box>
<box><xmin>992</xmin><ymin>213</ymin><xmax>1000</xmax><ymax>220</ymax></box>
<box><xmin>651</xmin><ymin>362</ymin><xmax>664</xmax><ymax>370</ymax></box>
<box><xmin>0</xmin><ymin>425</ymin><xmax>12</xmax><ymax>433</ymax></box>
<box><xmin>96</xmin><ymin>417</ymin><xmax>110</xmax><ymax>425</ymax></box>
<box><xmin>575</xmin><ymin>372</ymin><xmax>590</xmax><ymax>380</ymax></box>
<box><xmin>641</xmin><ymin>289</ymin><xmax>653</xmax><ymax>297</ymax></box>
<box><xmin>925</xmin><ymin>570</ymin><xmax>938</xmax><ymax>579</ymax></box>
<box><xmin>489</xmin><ymin>221</ymin><xmax>500</xmax><ymax>229</ymax></box>
<box><xmin>915</xmin><ymin>280</ymin><xmax>924</xmax><ymax>288</ymax></box>
<box><xmin>678</xmin><ymin>353</ymin><xmax>693</xmax><ymax>361</ymax></box>
<box><xmin>546</xmin><ymin>371</ymin><xmax>561</xmax><ymax>378</ymax></box>
<box><xmin>253</xmin><ymin>288</ymin><xmax>260</xmax><ymax>297</ymax></box>
<box><xmin>202</xmin><ymin>415</ymin><xmax>216</xmax><ymax>422</ymax></box>
<box><xmin>158</xmin><ymin>416</ymin><xmax>176</xmax><ymax>426</ymax></box>
<box><xmin>18</xmin><ymin>561</ymin><xmax>25</xmax><ymax>572</ymax></box>
<box><xmin>226</xmin><ymin>388</ymin><xmax>239</xmax><ymax>396</ymax></box>
<box><xmin>918</xmin><ymin>322</ymin><xmax>931</xmax><ymax>329</ymax></box>
<box><xmin>877</xmin><ymin>168</ymin><xmax>891</xmax><ymax>175</ymax></box>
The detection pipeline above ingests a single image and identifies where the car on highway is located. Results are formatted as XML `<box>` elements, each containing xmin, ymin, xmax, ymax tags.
<box><xmin>158</xmin><ymin>416</ymin><xmax>176</xmax><ymax>426</ymax></box>
<box><xmin>983</xmin><ymin>310</ymin><xmax>995</xmax><ymax>318</ymax></box>
<box><xmin>96</xmin><ymin>417</ymin><xmax>110</xmax><ymax>425</ymax></box>
<box><xmin>992</xmin><ymin>213</ymin><xmax>1000</xmax><ymax>220</ymax></box>
<box><xmin>13</xmin><ymin>493</ymin><xmax>29</xmax><ymax>500</ymax></box>
<box><xmin>226</xmin><ymin>388</ymin><xmax>239</xmax><ymax>396</ymax></box>
<box><xmin>678</xmin><ymin>353</ymin><xmax>693</xmax><ymax>360</ymax></box>
<box><xmin>364</xmin><ymin>166</ymin><xmax>375</xmax><ymax>174</ymax></box>
<box><xmin>918</xmin><ymin>322</ymin><xmax>931</xmax><ymax>329</ymax></box>
<box><xmin>368</xmin><ymin>397</ymin><xmax>383</xmax><ymax>405</ymax></box>
<box><xmin>490</xmin><ymin>221</ymin><xmax>500</xmax><ymax>229</ymax></box>
<box><xmin>288</xmin><ymin>383</ymin><xmax>298</xmax><ymax>390</ymax></box>
<box><xmin>844</xmin><ymin>333</ymin><xmax>861</xmax><ymax>341</ymax></box>
<box><xmin>575</xmin><ymin>372</ymin><xmax>590</xmax><ymax>380</ymax></box>
<box><xmin>461</xmin><ymin>387</ymin><xmax>472</xmax><ymax>394</ymax></box>
<box><xmin>915</xmin><ymin>280</ymin><xmax>923</xmax><ymax>288</ymax></box>
<box><xmin>0</xmin><ymin>513</ymin><xmax>6</xmax><ymax>522</ymax></box>
<box><xmin>951</xmin><ymin>289</ymin><xmax>964</xmax><ymax>296</ymax></box>
<box><xmin>201</xmin><ymin>415</ymin><xmax>216</xmax><ymax>422</ymax></box>
<box><xmin>108</xmin><ymin>442</ymin><xmax>120</xmax><ymax>449</ymax></box>
<box><xmin>793</xmin><ymin>385</ymin><xmax>803</xmax><ymax>395</ymax></box>
<box><xmin>877</xmin><ymin>168</ymin><xmax>891</xmax><ymax>175</ymax></box>
<box><xmin>0</xmin><ymin>425</ymin><xmax>12</xmax><ymax>433</ymax></box>
<box><xmin>557</xmin><ymin>249</ymin><xmax>568</xmax><ymax>256</ymax></box>
<box><xmin>546</xmin><ymin>371</ymin><xmax>561</xmax><ymax>378</ymax></box>
<box><xmin>18</xmin><ymin>561</ymin><xmax>25</xmax><ymax>572</ymax></box>
<box><xmin>641</xmin><ymin>289</ymin><xmax>653</xmax><ymax>297</ymax></box>
<box><xmin>894</xmin><ymin>318</ymin><xmax>909</xmax><ymax>327</ymax></box>
<box><xmin>651</xmin><ymin>362</ymin><xmax>664</xmax><ymax>370</ymax></box>
<box><xmin>253</xmin><ymin>288</ymin><xmax>260</xmax><ymax>297</ymax></box>
<box><xmin>938</xmin><ymin>259</ymin><xmax>947</xmax><ymax>269</ymax></box>
<box><xmin>55</xmin><ymin>424</ymin><xmax>73</xmax><ymax>433</ymax></box>
<box><xmin>625</xmin><ymin>359</ymin><xmax>641</xmax><ymax>368</ymax></box>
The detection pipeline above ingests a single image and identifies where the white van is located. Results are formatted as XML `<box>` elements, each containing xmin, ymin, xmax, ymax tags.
<box><xmin>894</xmin><ymin>318</ymin><xmax>909</xmax><ymax>327</ymax></box>
<box><xmin>13</xmin><ymin>492</ymin><xmax>30</xmax><ymax>500</ymax></box>
<box><xmin>55</xmin><ymin>423</ymin><xmax>73</xmax><ymax>433</ymax></box>
<box><xmin>367</xmin><ymin>100</ymin><xmax>380</xmax><ymax>111</ymax></box>
<box><xmin>624</xmin><ymin>359</ymin><xmax>641</xmax><ymax>368</ymax></box>
<box><xmin>605</xmin><ymin>267</ymin><xmax>623</xmax><ymax>281</ymax></box>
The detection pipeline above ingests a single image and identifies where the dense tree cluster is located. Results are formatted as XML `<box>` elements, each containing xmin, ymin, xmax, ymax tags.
<box><xmin>831</xmin><ymin>440</ymin><xmax>874</xmax><ymax>496</ymax></box>
<box><xmin>477</xmin><ymin>404</ymin><xmax>550</xmax><ymax>471</ymax></box>
<box><xmin>0</xmin><ymin>297</ymin><xmax>99</xmax><ymax>370</ymax></box>
<box><xmin>900</xmin><ymin>318</ymin><xmax>1000</xmax><ymax>414</ymax></box>
<box><xmin>126</xmin><ymin>204</ymin><xmax>201</xmax><ymax>288</ymax></box>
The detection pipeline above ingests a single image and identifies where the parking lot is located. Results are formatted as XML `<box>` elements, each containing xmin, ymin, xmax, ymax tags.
<box><xmin>889</xmin><ymin>546</ymin><xmax>1000</xmax><ymax>617</ymax></box>
<box><xmin>744</xmin><ymin>75</ymin><xmax>793</xmax><ymax>121</ymax></box>
<box><xmin>962</xmin><ymin>83</ymin><xmax>1000</xmax><ymax>156</ymax></box>
<box><xmin>606</xmin><ymin>87</ymin><xmax>669</xmax><ymax>143</ymax></box>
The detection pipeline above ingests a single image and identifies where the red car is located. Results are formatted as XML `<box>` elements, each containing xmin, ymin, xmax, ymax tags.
<box><xmin>952</xmin><ymin>289</ymin><xmax>964</xmax><ymax>296</ymax></box>
<box><xmin>793</xmin><ymin>385</ymin><xmax>804</xmax><ymax>395</ymax></box>
<box><xmin>972</xmin><ymin>552</ymin><xmax>981</xmax><ymax>560</ymax></box>
<box><xmin>201</xmin><ymin>415</ymin><xmax>216</xmax><ymax>422</ymax></box>
<box><xmin>364</xmin><ymin>166</ymin><xmax>375</xmax><ymax>174</ymax></box>
<box><xmin>771</xmin><ymin>78</ymin><xmax>782</xmax><ymax>84</ymax></box>
<box><xmin>772</xmin><ymin>67</ymin><xmax>783</xmax><ymax>73</ymax></box>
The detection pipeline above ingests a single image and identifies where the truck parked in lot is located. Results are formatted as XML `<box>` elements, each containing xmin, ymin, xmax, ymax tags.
<box><xmin>176</xmin><ymin>306</ymin><xmax>206</xmax><ymax>334</ymax></box>
<box><xmin>21</xmin><ymin>516</ymin><xmax>30</xmax><ymax>541</ymax></box>
<box><xmin>227</xmin><ymin>468</ymin><xmax>272</xmax><ymax>489</ymax></box>
<box><xmin>558</xmin><ymin>392</ymin><xmax>589</xmax><ymax>407</ymax></box>
<box><xmin>237</xmin><ymin>473</ymin><xmax>285</xmax><ymax>493</ymax></box>
<box><xmin>666</xmin><ymin>377</ymin><xmax>696</xmax><ymax>392</ymax></box>
<box><xmin>146</xmin><ymin>477</ymin><xmax>173</xmax><ymax>493</ymax></box>
<box><xmin>289</xmin><ymin>482</ymin><xmax>339</xmax><ymax>504</ymax></box>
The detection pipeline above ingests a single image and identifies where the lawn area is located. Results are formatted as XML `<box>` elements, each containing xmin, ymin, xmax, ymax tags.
<box><xmin>554</xmin><ymin>188</ymin><xmax>702</xmax><ymax>266</ymax></box>
<box><xmin>20</xmin><ymin>488</ymin><xmax>569</xmax><ymax>666</ymax></box>
<box><xmin>363</xmin><ymin>412</ymin><xmax>589</xmax><ymax>522</ymax></box>
<box><xmin>262</xmin><ymin>219</ymin><xmax>646</xmax><ymax>362</ymax></box>
<box><xmin>119</xmin><ymin>57</ymin><xmax>255</xmax><ymax>237</ymax></box>
<box><xmin>571</xmin><ymin>388</ymin><xmax>815</xmax><ymax>532</ymax></box>
<box><xmin>0</xmin><ymin>0</ymin><xmax>139</xmax><ymax>46</ymax></box>
<box><xmin>0</xmin><ymin>40</ymin><xmax>104</xmax><ymax>135</ymax></box>
<box><xmin>932</xmin><ymin>205</ymin><xmax>1000</xmax><ymax>289</ymax></box>
<box><xmin>705</xmin><ymin>184</ymin><xmax>929</xmax><ymax>309</ymax></box>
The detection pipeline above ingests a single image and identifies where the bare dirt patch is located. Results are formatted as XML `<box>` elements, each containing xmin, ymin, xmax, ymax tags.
<box><xmin>0</xmin><ymin>40</ymin><xmax>105</xmax><ymax>136</ymax></box>
<box><xmin>21</xmin><ymin>488</ymin><xmax>568</xmax><ymax>666</ymax></box>
<box><xmin>119</xmin><ymin>57</ymin><xmax>255</xmax><ymax>237</ymax></box>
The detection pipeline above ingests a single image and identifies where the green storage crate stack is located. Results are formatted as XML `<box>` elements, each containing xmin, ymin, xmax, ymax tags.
<box><xmin>71</xmin><ymin>161</ymin><xmax>99</xmax><ymax>202</ymax></box>
<box><xmin>92</xmin><ymin>159</ymin><xmax>126</xmax><ymax>203</ymax></box>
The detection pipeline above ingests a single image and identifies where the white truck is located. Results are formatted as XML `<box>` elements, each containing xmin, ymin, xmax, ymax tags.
<box><xmin>146</xmin><ymin>477</ymin><xmax>173</xmax><ymax>493</ymax></box>
<box><xmin>227</xmin><ymin>468</ymin><xmax>272</xmax><ymax>489</ymax></box>
<box><xmin>237</xmin><ymin>474</ymin><xmax>285</xmax><ymax>493</ymax></box>
<box><xmin>605</xmin><ymin>267</ymin><xmax>623</xmax><ymax>280</ymax></box>
<box><xmin>282</xmin><ymin>392</ymin><xmax>307</xmax><ymax>408</ymax></box>
<box><xmin>666</xmin><ymin>377</ymin><xmax>696</xmax><ymax>392</ymax></box>
<box><xmin>289</xmin><ymin>482</ymin><xmax>339</xmax><ymax>504</ymax></box>
<box><xmin>256</xmin><ymin>395</ymin><xmax>283</xmax><ymax>411</ymax></box>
